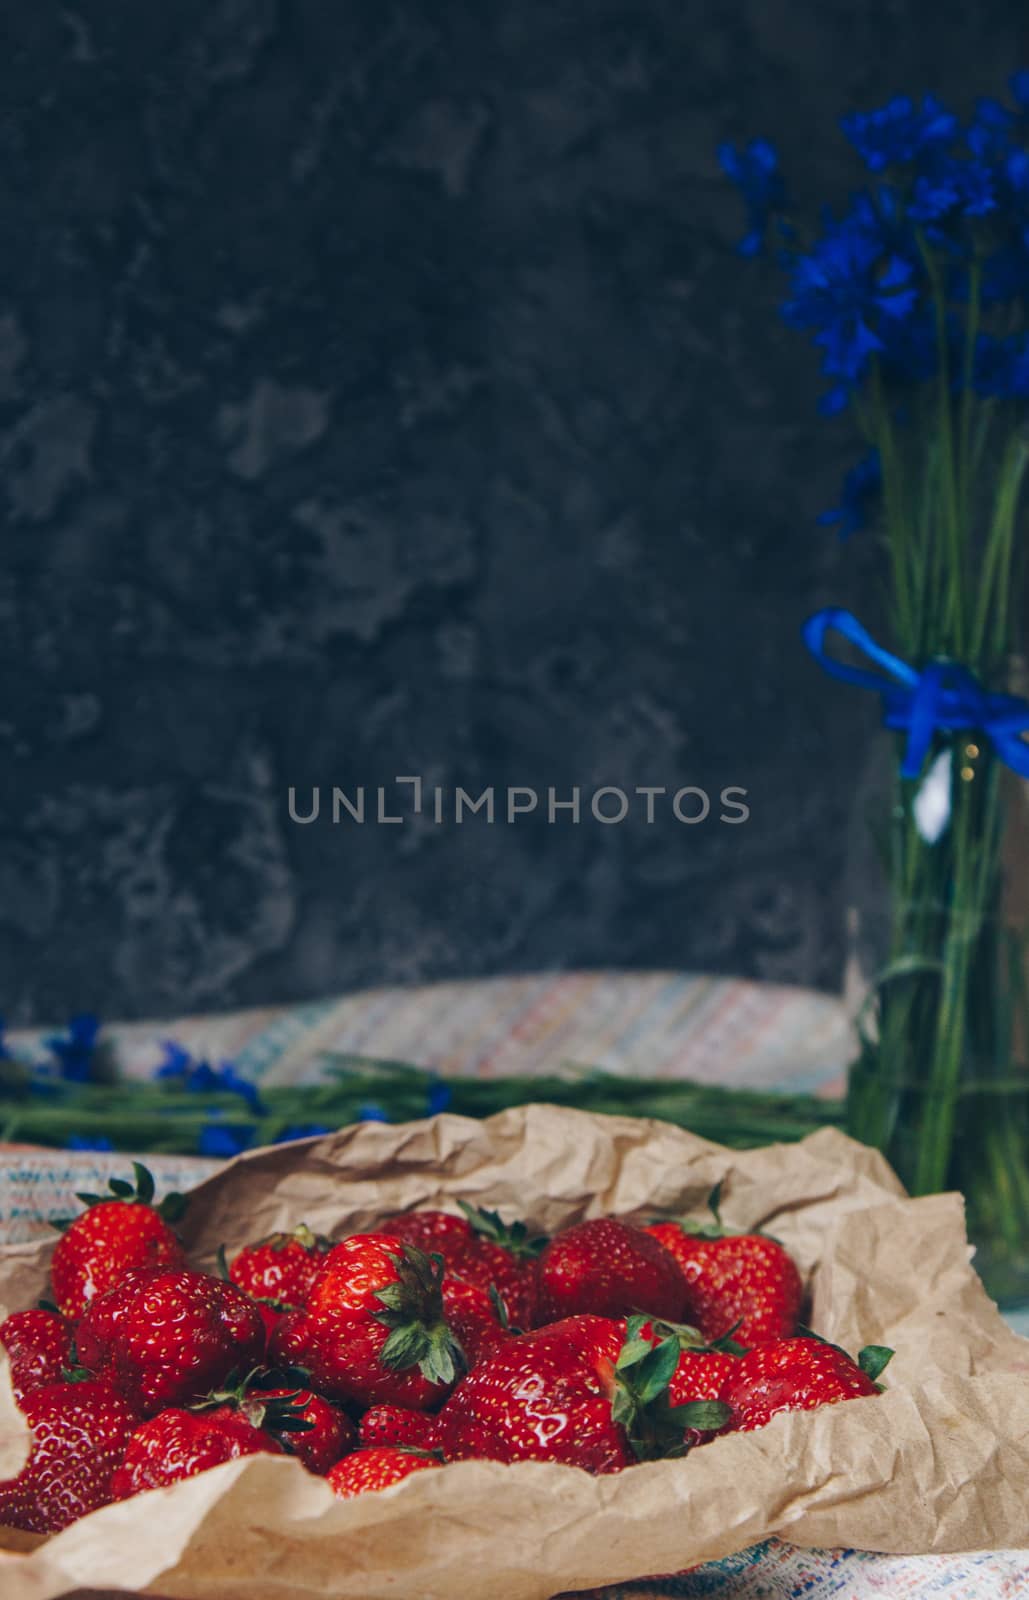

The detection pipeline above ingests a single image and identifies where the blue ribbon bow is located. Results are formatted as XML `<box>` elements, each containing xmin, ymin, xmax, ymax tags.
<box><xmin>802</xmin><ymin>608</ymin><xmax>1029</xmax><ymax>780</ymax></box>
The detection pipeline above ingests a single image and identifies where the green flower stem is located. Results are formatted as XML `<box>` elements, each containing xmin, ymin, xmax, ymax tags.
<box><xmin>0</xmin><ymin>1062</ymin><xmax>845</xmax><ymax>1155</ymax></box>
<box><xmin>853</xmin><ymin>239</ymin><xmax>1029</xmax><ymax>1275</ymax></box>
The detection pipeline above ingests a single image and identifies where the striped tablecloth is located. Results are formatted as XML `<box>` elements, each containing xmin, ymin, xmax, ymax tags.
<box><xmin>3</xmin><ymin>973</ymin><xmax>1027</xmax><ymax>1599</ymax></box>
<box><xmin>6</xmin><ymin>971</ymin><xmax>855</xmax><ymax>1096</ymax></box>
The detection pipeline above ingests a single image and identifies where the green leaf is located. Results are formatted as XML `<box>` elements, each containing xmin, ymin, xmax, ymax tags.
<box><xmin>457</xmin><ymin>1200</ymin><xmax>547</xmax><ymax>1259</ymax></box>
<box><xmin>379</xmin><ymin>1324</ymin><xmax>426</xmax><ymax>1371</ymax></box>
<box><xmin>615</xmin><ymin>1338</ymin><xmax>653</xmax><ymax>1373</ymax></box>
<box><xmin>858</xmin><ymin>1345</ymin><xmax>894</xmax><ymax>1382</ymax></box>
<box><xmin>74</xmin><ymin>1192</ymin><xmax>105</xmax><ymax>1209</ymax></box>
<box><xmin>108</xmin><ymin>1178</ymin><xmax>134</xmax><ymax>1199</ymax></box>
<box><xmin>132</xmin><ymin>1163</ymin><xmax>156</xmax><ymax>1206</ymax></box>
<box><xmin>667</xmin><ymin>1400</ymin><xmax>732</xmax><ymax>1432</ymax></box>
<box><xmin>623</xmin><ymin>1314</ymin><xmax>649</xmax><ymax>1344</ymax></box>
<box><xmin>374</xmin><ymin>1283</ymin><xmax>409</xmax><ymax>1314</ymax></box>
<box><xmin>487</xmin><ymin>1282</ymin><xmax>510</xmax><ymax>1329</ymax></box>
<box><xmin>215</xmin><ymin>1245</ymin><xmax>231</xmax><ymax>1282</ymax></box>
<box><xmin>609</xmin><ymin>1386</ymin><xmax>636</xmax><ymax>1429</ymax></box>
<box><xmin>634</xmin><ymin>1336</ymin><xmax>680</xmax><ymax>1405</ymax></box>
<box><xmin>160</xmin><ymin>1191</ymin><xmax>188</xmax><ymax>1224</ymax></box>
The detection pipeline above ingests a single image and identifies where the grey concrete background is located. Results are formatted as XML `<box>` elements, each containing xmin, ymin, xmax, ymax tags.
<box><xmin>2</xmin><ymin>1</ymin><xmax>1024</xmax><ymax>1023</ymax></box>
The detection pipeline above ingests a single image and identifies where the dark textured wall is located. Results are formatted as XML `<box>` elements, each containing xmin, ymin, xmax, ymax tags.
<box><xmin>3</xmin><ymin>1</ymin><xmax>1025</xmax><ymax>1023</ymax></box>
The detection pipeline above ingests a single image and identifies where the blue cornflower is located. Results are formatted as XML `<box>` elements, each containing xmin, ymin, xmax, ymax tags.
<box><xmin>425</xmin><ymin>1078</ymin><xmax>452</xmax><ymax>1116</ymax></box>
<box><xmin>718</xmin><ymin>138</ymin><xmax>785</xmax><ymax>256</ymax></box>
<box><xmin>908</xmin><ymin>158</ymin><xmax>995</xmax><ymax>225</ymax></box>
<box><xmin>45</xmin><ymin>1014</ymin><xmax>101</xmax><ymax>1084</ymax></box>
<box><xmin>783</xmin><ymin>209</ymin><xmax>919</xmax><ymax>410</ymax></box>
<box><xmin>276</xmin><ymin>1123</ymin><xmax>333</xmax><ymax>1143</ymax></box>
<box><xmin>973</xmin><ymin>333</ymin><xmax>1029</xmax><ymax>399</ymax></box>
<box><xmin>818</xmin><ymin>452</ymin><xmax>882</xmax><ymax>538</ymax></box>
<box><xmin>154</xmin><ymin>1041</ymin><xmax>192</xmax><ymax>1079</ymax></box>
<box><xmin>155</xmin><ymin>1040</ymin><xmax>264</xmax><ymax>1115</ymax></box>
<box><xmin>841</xmin><ymin>94</ymin><xmax>958</xmax><ymax>173</ymax></box>
<box><xmin>357</xmin><ymin>1102</ymin><xmax>389</xmax><ymax>1123</ymax></box>
<box><xmin>198</xmin><ymin>1119</ymin><xmax>255</xmax><ymax>1158</ymax></box>
<box><xmin>66</xmin><ymin>1134</ymin><xmax>115</xmax><ymax>1152</ymax></box>
<box><xmin>967</xmin><ymin>98</ymin><xmax>1014</xmax><ymax>161</ymax></box>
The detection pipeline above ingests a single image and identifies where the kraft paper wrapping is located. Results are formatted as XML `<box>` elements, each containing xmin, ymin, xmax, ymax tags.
<box><xmin>0</xmin><ymin>1106</ymin><xmax>1027</xmax><ymax>1600</ymax></box>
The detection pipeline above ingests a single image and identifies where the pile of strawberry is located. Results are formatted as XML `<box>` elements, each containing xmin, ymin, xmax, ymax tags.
<box><xmin>0</xmin><ymin>1165</ymin><xmax>892</xmax><ymax>1534</ymax></box>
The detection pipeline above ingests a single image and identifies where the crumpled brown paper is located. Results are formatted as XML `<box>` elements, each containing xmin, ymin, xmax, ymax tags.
<box><xmin>1</xmin><ymin>1105</ymin><xmax>1027</xmax><ymax>1600</ymax></box>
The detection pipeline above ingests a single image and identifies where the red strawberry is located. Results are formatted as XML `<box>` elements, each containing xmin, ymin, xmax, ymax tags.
<box><xmin>453</xmin><ymin>1204</ymin><xmax>543</xmax><ymax>1328</ymax></box>
<box><xmin>358</xmin><ymin>1404</ymin><xmax>438</xmax><ymax>1450</ymax></box>
<box><xmin>638</xmin><ymin>1321</ymin><xmax>743</xmax><ymax>1451</ymax></box>
<box><xmin>380</xmin><ymin>1210</ymin><xmax>477</xmax><ymax>1265</ymax></box>
<box><xmin>0</xmin><ymin>1309</ymin><xmax>73</xmax><ymax>1405</ymax></box>
<box><xmin>440</xmin><ymin>1275</ymin><xmax>511</xmax><ymax>1368</ymax></box>
<box><xmin>76</xmin><ymin>1268</ymin><xmax>267</xmax><ymax>1416</ymax></box>
<box><xmin>382</xmin><ymin>1206</ymin><xmax>541</xmax><ymax>1328</ymax></box>
<box><xmin>436</xmin><ymin>1314</ymin><xmax>729</xmax><ymax>1473</ymax></box>
<box><xmin>0</xmin><ymin>1379</ymin><xmax>139</xmax><ymax>1532</ymax></box>
<box><xmin>50</xmin><ymin>1164</ymin><xmax>186</xmax><ymax>1320</ymax></box>
<box><xmin>268</xmin><ymin>1235</ymin><xmax>463</xmax><ymax>1411</ymax></box>
<box><xmin>255</xmin><ymin>1300</ymin><xmax>289</xmax><ymax>1341</ymax></box>
<box><xmin>720</xmin><ymin>1336</ymin><xmax>891</xmax><ymax>1432</ymax></box>
<box><xmin>200</xmin><ymin>1371</ymin><xmax>357</xmax><ymax>1475</ymax></box>
<box><xmin>327</xmin><ymin>1445</ymin><xmax>440</xmax><ymax>1498</ymax></box>
<box><xmin>534</xmin><ymin>1219</ymin><xmax>687</xmax><ymax>1326</ymax></box>
<box><xmin>226</xmin><ymin>1223</ymin><xmax>328</xmax><ymax>1307</ymax></box>
<box><xmin>646</xmin><ymin>1184</ymin><xmax>803</xmax><ymax>1346</ymax></box>
<box><xmin>111</xmin><ymin>1406</ymin><xmax>281</xmax><ymax>1497</ymax></box>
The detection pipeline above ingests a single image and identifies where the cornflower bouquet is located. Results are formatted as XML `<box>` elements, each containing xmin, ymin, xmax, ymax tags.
<box><xmin>722</xmin><ymin>78</ymin><xmax>1029</xmax><ymax>1300</ymax></box>
<box><xmin>0</xmin><ymin>1016</ymin><xmax>843</xmax><ymax>1156</ymax></box>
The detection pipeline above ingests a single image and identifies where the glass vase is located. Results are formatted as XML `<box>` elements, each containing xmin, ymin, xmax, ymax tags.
<box><xmin>845</xmin><ymin>728</ymin><xmax>1029</xmax><ymax>1310</ymax></box>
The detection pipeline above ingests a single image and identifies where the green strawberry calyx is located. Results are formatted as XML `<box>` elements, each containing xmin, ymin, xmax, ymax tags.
<box><xmin>193</xmin><ymin>1366</ymin><xmax>315</xmax><ymax>1433</ymax></box>
<box><xmin>795</xmin><ymin>1323</ymin><xmax>895</xmax><ymax>1389</ymax></box>
<box><xmin>642</xmin><ymin>1315</ymin><xmax>751</xmax><ymax>1358</ymax></box>
<box><xmin>51</xmin><ymin>1162</ymin><xmax>186</xmax><ymax>1232</ymax></box>
<box><xmin>611</xmin><ymin>1315</ymin><xmax>732</xmax><ymax>1462</ymax></box>
<box><xmin>254</xmin><ymin>1222</ymin><xmax>329</xmax><ymax>1255</ymax></box>
<box><xmin>375</xmin><ymin>1246</ymin><xmax>467</xmax><ymax>1387</ymax></box>
<box><xmin>664</xmin><ymin>1181</ymin><xmax>785</xmax><ymax>1247</ymax></box>
<box><xmin>457</xmin><ymin>1200</ymin><xmax>548</xmax><ymax>1260</ymax></box>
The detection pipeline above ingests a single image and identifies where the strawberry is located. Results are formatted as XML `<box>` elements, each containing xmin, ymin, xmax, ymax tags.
<box><xmin>380</xmin><ymin>1210</ymin><xmax>477</xmax><ymax>1264</ymax></box>
<box><xmin>720</xmin><ymin>1335</ymin><xmax>892</xmax><ymax>1432</ymax></box>
<box><xmin>327</xmin><ymin>1445</ymin><xmax>441</xmax><ymax>1498</ymax></box>
<box><xmin>534</xmin><ymin>1219</ymin><xmax>688</xmax><ymax>1326</ymax></box>
<box><xmin>50</xmin><ymin>1164</ymin><xmax>186</xmax><ymax>1320</ymax></box>
<box><xmin>382</xmin><ymin>1204</ymin><xmax>542</xmax><ymax>1328</ymax></box>
<box><xmin>454</xmin><ymin>1203</ymin><xmax>543</xmax><ymax>1327</ymax></box>
<box><xmin>76</xmin><ymin>1267</ymin><xmax>267</xmax><ymax>1416</ymax></box>
<box><xmin>111</xmin><ymin>1405</ymin><xmax>281</xmax><ymax>1497</ymax></box>
<box><xmin>436</xmin><ymin>1314</ymin><xmax>729</xmax><ymax>1473</ymax></box>
<box><xmin>226</xmin><ymin>1223</ymin><xmax>328</xmax><ymax>1307</ymax></box>
<box><xmin>201</xmin><ymin>1369</ymin><xmax>357</xmax><ymax>1475</ymax></box>
<box><xmin>635</xmin><ymin>1318</ymin><xmax>745</xmax><ymax>1451</ymax></box>
<box><xmin>645</xmin><ymin>1183</ymin><xmax>804</xmax><ymax>1345</ymax></box>
<box><xmin>0</xmin><ymin>1309</ymin><xmax>74</xmax><ymax>1405</ymax></box>
<box><xmin>440</xmin><ymin>1275</ymin><xmax>511</xmax><ymax>1368</ymax></box>
<box><xmin>0</xmin><ymin>1379</ymin><xmax>139</xmax><ymax>1533</ymax></box>
<box><xmin>358</xmin><ymin>1404</ymin><xmax>438</xmax><ymax>1450</ymax></box>
<box><xmin>268</xmin><ymin>1235</ymin><xmax>463</xmax><ymax>1411</ymax></box>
